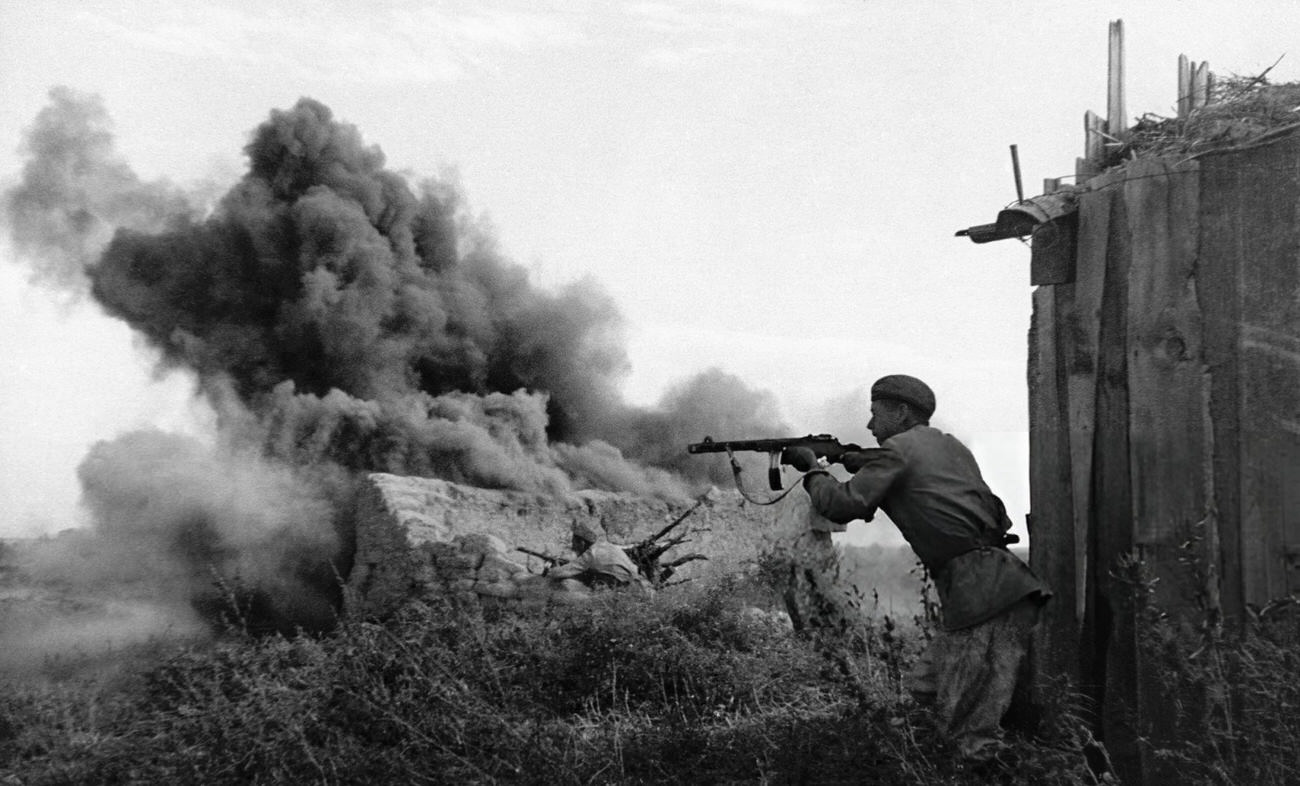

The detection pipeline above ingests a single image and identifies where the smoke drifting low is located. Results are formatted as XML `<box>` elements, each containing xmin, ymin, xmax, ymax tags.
<box><xmin>2</xmin><ymin>89</ymin><xmax>788</xmax><ymax>633</ymax></box>
<box><xmin>77</xmin><ymin>429</ymin><xmax>345</xmax><ymax>630</ymax></box>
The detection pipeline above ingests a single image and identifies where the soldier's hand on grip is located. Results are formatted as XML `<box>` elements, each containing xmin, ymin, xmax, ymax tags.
<box><xmin>841</xmin><ymin>451</ymin><xmax>871</xmax><ymax>473</ymax></box>
<box><xmin>780</xmin><ymin>446</ymin><xmax>818</xmax><ymax>472</ymax></box>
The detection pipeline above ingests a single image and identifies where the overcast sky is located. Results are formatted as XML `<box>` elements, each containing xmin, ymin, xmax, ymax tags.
<box><xmin>1</xmin><ymin>1</ymin><xmax>1297</xmax><ymax>543</ymax></box>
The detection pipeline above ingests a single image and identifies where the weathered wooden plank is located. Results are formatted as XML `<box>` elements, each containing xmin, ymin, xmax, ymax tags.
<box><xmin>1028</xmin><ymin>285</ymin><xmax>1079</xmax><ymax>689</ymax></box>
<box><xmin>1065</xmin><ymin>172</ymin><xmax>1121</xmax><ymax>633</ymax></box>
<box><xmin>1122</xmin><ymin>158</ymin><xmax>1208</xmax><ymax>616</ymax></box>
<box><xmin>1197</xmin><ymin>139</ymin><xmax>1245</xmax><ymax>621</ymax></box>
<box><xmin>1192</xmin><ymin>62</ymin><xmax>1211</xmax><ymax>112</ymax></box>
<box><xmin>1237</xmin><ymin>135</ymin><xmax>1300</xmax><ymax>600</ymax></box>
<box><xmin>1178</xmin><ymin>54</ymin><xmax>1191</xmax><ymax>118</ymax></box>
<box><xmin>1107</xmin><ymin>20</ymin><xmax>1127</xmax><ymax>137</ymax></box>
<box><xmin>1121</xmin><ymin>158</ymin><xmax>1209</xmax><ymax>785</ymax></box>
<box><xmin>1084</xmin><ymin>110</ymin><xmax>1107</xmax><ymax>170</ymax></box>
<box><xmin>1214</xmin><ymin>130</ymin><xmax>1300</xmax><ymax>605</ymax></box>
<box><xmin>1091</xmin><ymin>186</ymin><xmax>1143</xmax><ymax>784</ymax></box>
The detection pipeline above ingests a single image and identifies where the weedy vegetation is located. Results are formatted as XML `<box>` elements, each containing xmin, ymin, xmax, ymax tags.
<box><xmin>2</xmin><ymin>541</ymin><xmax>1298</xmax><ymax>784</ymax></box>
<box><xmin>1114</xmin><ymin>532</ymin><xmax>1300</xmax><ymax>786</ymax></box>
<box><xmin>0</xmin><ymin>548</ymin><xmax>1084</xmax><ymax>786</ymax></box>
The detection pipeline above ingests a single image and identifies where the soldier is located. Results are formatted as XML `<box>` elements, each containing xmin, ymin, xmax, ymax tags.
<box><xmin>782</xmin><ymin>374</ymin><xmax>1050</xmax><ymax>762</ymax></box>
<box><xmin>546</xmin><ymin>520</ymin><xmax>651</xmax><ymax>591</ymax></box>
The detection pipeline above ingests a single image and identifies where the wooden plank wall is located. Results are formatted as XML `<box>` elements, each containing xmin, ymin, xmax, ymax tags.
<box><xmin>1030</xmin><ymin>128</ymin><xmax>1300</xmax><ymax>784</ymax></box>
<box><xmin>1026</xmin><ymin>29</ymin><xmax>1300</xmax><ymax>785</ymax></box>
<box><xmin>1030</xmin><ymin>160</ymin><xmax>1207</xmax><ymax>784</ymax></box>
<box><xmin>1199</xmin><ymin>130</ymin><xmax>1300</xmax><ymax>608</ymax></box>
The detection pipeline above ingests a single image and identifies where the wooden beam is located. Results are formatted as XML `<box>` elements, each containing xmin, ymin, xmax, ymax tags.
<box><xmin>1197</xmin><ymin>147</ymin><xmax>1244</xmax><ymax>622</ymax></box>
<box><xmin>1192</xmin><ymin>61</ymin><xmax>1211</xmax><ymax>111</ymax></box>
<box><xmin>1066</xmin><ymin>175</ymin><xmax>1118</xmax><ymax>641</ymax></box>
<box><xmin>1086</xmin><ymin>111</ymin><xmax>1108</xmax><ymax>162</ymax></box>
<box><xmin>1092</xmin><ymin>187</ymin><xmax>1142</xmax><ymax>783</ymax></box>
<box><xmin>1177</xmin><ymin>54</ymin><xmax>1191</xmax><ymax>118</ymax></box>
<box><xmin>1107</xmin><ymin>20</ymin><xmax>1127</xmax><ymax>137</ymax></box>
<box><xmin>1122</xmin><ymin>159</ymin><xmax>1207</xmax><ymax>616</ymax></box>
<box><xmin>1079</xmin><ymin>110</ymin><xmax>1107</xmax><ymax>182</ymax></box>
<box><xmin>1028</xmin><ymin>285</ymin><xmax>1080</xmax><ymax>691</ymax></box>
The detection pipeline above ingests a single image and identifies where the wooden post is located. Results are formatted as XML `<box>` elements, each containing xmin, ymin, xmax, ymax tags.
<box><xmin>1107</xmin><ymin>20</ymin><xmax>1127</xmax><ymax>138</ymax></box>
<box><xmin>1123</xmin><ymin>159</ymin><xmax>1207</xmax><ymax>610</ymax></box>
<box><xmin>1067</xmin><ymin>175</ymin><xmax>1119</xmax><ymax>628</ymax></box>
<box><xmin>1078</xmin><ymin>110</ymin><xmax>1107</xmax><ymax>182</ymax></box>
<box><xmin>1092</xmin><ymin>187</ymin><xmax>1143</xmax><ymax>783</ymax></box>
<box><xmin>1192</xmin><ymin>61</ymin><xmax>1211</xmax><ymax>111</ymax></box>
<box><xmin>1028</xmin><ymin>286</ymin><xmax>1080</xmax><ymax>693</ymax></box>
<box><xmin>1198</xmin><ymin>152</ymin><xmax>1246</xmax><ymax>623</ymax></box>
<box><xmin>1180</xmin><ymin>56</ymin><xmax>1212</xmax><ymax>116</ymax></box>
<box><xmin>1177</xmin><ymin>54</ymin><xmax>1191</xmax><ymax>118</ymax></box>
<box><xmin>1011</xmin><ymin>144</ymin><xmax>1025</xmax><ymax>203</ymax></box>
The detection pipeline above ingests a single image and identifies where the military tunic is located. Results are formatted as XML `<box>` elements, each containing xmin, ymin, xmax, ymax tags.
<box><xmin>801</xmin><ymin>423</ymin><xmax>1050</xmax><ymax>758</ymax></box>
<box><xmin>802</xmin><ymin>424</ymin><xmax>1048</xmax><ymax>630</ymax></box>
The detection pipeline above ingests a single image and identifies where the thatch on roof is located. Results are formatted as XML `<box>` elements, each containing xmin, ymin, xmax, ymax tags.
<box><xmin>1114</xmin><ymin>77</ymin><xmax>1300</xmax><ymax>163</ymax></box>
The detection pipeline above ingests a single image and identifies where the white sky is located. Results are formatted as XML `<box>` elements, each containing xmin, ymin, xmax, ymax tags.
<box><xmin>1</xmin><ymin>1</ymin><xmax>1296</xmax><ymax>543</ymax></box>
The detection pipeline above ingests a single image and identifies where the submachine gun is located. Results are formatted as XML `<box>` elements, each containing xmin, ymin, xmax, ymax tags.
<box><xmin>687</xmin><ymin>434</ymin><xmax>864</xmax><ymax>492</ymax></box>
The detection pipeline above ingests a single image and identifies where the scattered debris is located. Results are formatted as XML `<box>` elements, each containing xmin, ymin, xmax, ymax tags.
<box><xmin>1119</xmin><ymin>74</ymin><xmax>1300</xmax><ymax>161</ymax></box>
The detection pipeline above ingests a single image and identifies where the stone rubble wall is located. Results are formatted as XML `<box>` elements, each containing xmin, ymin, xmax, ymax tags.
<box><xmin>344</xmin><ymin>473</ymin><xmax>781</xmax><ymax>619</ymax></box>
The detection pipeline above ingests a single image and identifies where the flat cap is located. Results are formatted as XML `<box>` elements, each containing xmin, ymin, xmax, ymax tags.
<box><xmin>871</xmin><ymin>374</ymin><xmax>936</xmax><ymax>419</ymax></box>
<box><xmin>572</xmin><ymin>520</ymin><xmax>606</xmax><ymax>544</ymax></box>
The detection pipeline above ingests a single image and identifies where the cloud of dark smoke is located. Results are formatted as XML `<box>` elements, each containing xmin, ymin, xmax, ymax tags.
<box><xmin>4</xmin><ymin>87</ymin><xmax>193</xmax><ymax>295</ymax></box>
<box><xmin>2</xmin><ymin>89</ymin><xmax>789</xmax><ymax>633</ymax></box>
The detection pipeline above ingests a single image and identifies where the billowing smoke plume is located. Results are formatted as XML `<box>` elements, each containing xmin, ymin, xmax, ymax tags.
<box><xmin>2</xmin><ymin>89</ymin><xmax>788</xmax><ymax>632</ymax></box>
<box><xmin>89</xmin><ymin>99</ymin><xmax>629</xmax><ymax>448</ymax></box>
<box><xmin>5</xmin><ymin>87</ymin><xmax>192</xmax><ymax>294</ymax></box>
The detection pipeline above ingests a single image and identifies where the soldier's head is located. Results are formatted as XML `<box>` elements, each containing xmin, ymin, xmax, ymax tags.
<box><xmin>571</xmin><ymin>520</ymin><xmax>605</xmax><ymax>552</ymax></box>
<box><xmin>868</xmin><ymin>374</ymin><xmax>935</xmax><ymax>443</ymax></box>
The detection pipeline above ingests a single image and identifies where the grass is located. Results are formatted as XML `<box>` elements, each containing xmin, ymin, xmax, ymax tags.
<box><xmin>6</xmin><ymin>536</ymin><xmax>1299</xmax><ymax>785</ymax></box>
<box><xmin>0</xmin><ymin>568</ymin><xmax>1110</xmax><ymax>786</ymax></box>
<box><xmin>1128</xmin><ymin>574</ymin><xmax>1300</xmax><ymax>785</ymax></box>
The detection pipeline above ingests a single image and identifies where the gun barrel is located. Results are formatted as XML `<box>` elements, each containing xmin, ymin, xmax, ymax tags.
<box><xmin>688</xmin><ymin>433</ymin><xmax>865</xmax><ymax>493</ymax></box>
<box><xmin>687</xmin><ymin>434</ymin><xmax>839</xmax><ymax>454</ymax></box>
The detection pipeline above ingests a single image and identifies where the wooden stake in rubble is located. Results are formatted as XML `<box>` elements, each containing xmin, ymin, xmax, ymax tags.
<box><xmin>517</xmin><ymin>499</ymin><xmax>709</xmax><ymax>588</ymax></box>
<box><xmin>627</xmin><ymin>499</ymin><xmax>710</xmax><ymax>585</ymax></box>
